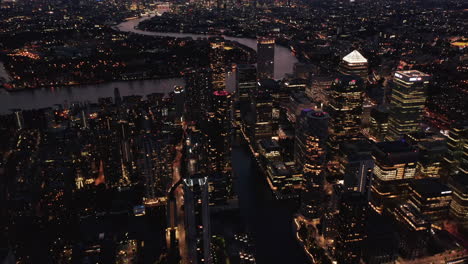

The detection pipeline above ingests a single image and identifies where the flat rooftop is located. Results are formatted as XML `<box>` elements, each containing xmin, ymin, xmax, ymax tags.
<box><xmin>375</xmin><ymin>141</ymin><xmax>415</xmax><ymax>153</ymax></box>
<box><xmin>410</xmin><ymin>179</ymin><xmax>451</xmax><ymax>197</ymax></box>
<box><xmin>259</xmin><ymin>138</ymin><xmax>280</xmax><ymax>151</ymax></box>
<box><xmin>394</xmin><ymin>70</ymin><xmax>431</xmax><ymax>82</ymax></box>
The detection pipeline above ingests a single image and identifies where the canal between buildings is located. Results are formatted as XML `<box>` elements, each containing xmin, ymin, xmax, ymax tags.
<box><xmin>0</xmin><ymin>15</ymin><xmax>307</xmax><ymax>264</ymax></box>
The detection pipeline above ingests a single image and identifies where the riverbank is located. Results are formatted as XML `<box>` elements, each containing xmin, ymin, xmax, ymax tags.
<box><xmin>0</xmin><ymin>61</ymin><xmax>12</xmax><ymax>84</ymax></box>
<box><xmin>0</xmin><ymin>14</ymin><xmax>298</xmax><ymax>113</ymax></box>
<box><xmin>232</xmin><ymin>141</ymin><xmax>309</xmax><ymax>264</ymax></box>
<box><xmin>0</xmin><ymin>78</ymin><xmax>185</xmax><ymax>114</ymax></box>
<box><xmin>116</xmin><ymin>16</ymin><xmax>298</xmax><ymax>80</ymax></box>
<box><xmin>0</xmin><ymin>74</ymin><xmax>181</xmax><ymax>93</ymax></box>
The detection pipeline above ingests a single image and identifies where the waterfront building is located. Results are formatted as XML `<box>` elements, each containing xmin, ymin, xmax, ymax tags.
<box><xmin>339</xmin><ymin>140</ymin><xmax>374</xmax><ymax>194</ymax></box>
<box><xmin>286</xmin><ymin>91</ymin><xmax>315</xmax><ymax>124</ymax></box>
<box><xmin>236</xmin><ymin>64</ymin><xmax>257</xmax><ymax>102</ymax></box>
<box><xmin>173</xmin><ymin>85</ymin><xmax>185</xmax><ymax>122</ymax></box>
<box><xmin>257</xmin><ymin>37</ymin><xmax>275</xmax><ymax>79</ymax></box>
<box><xmin>184</xmin><ymin>174</ymin><xmax>212</xmax><ymax>264</ymax></box>
<box><xmin>185</xmin><ymin>68</ymin><xmax>214</xmax><ymax>122</ymax></box>
<box><xmin>258</xmin><ymin>138</ymin><xmax>282</xmax><ymax>162</ymax></box>
<box><xmin>250</xmin><ymin>90</ymin><xmax>273</xmax><ymax>142</ymax></box>
<box><xmin>209</xmin><ymin>39</ymin><xmax>226</xmax><ymax>91</ymax></box>
<box><xmin>294</xmin><ymin>109</ymin><xmax>329</xmax><ymax>175</ymax></box>
<box><xmin>203</xmin><ymin>90</ymin><xmax>232</xmax><ymax>173</ymax></box>
<box><xmin>294</xmin><ymin>109</ymin><xmax>329</xmax><ymax>218</ymax></box>
<box><xmin>415</xmin><ymin>140</ymin><xmax>447</xmax><ymax>178</ymax></box>
<box><xmin>334</xmin><ymin>192</ymin><xmax>367</xmax><ymax>264</ymax></box>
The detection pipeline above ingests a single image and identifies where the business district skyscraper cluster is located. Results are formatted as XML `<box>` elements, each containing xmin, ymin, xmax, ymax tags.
<box><xmin>4</xmin><ymin>33</ymin><xmax>467</xmax><ymax>264</ymax></box>
<box><xmin>175</xmin><ymin>34</ymin><xmax>467</xmax><ymax>263</ymax></box>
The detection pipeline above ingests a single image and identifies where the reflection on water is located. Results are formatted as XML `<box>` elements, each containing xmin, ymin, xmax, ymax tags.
<box><xmin>116</xmin><ymin>16</ymin><xmax>298</xmax><ymax>80</ymax></box>
<box><xmin>0</xmin><ymin>78</ymin><xmax>184</xmax><ymax>113</ymax></box>
<box><xmin>0</xmin><ymin>16</ymin><xmax>298</xmax><ymax>114</ymax></box>
<box><xmin>233</xmin><ymin>144</ymin><xmax>309</xmax><ymax>264</ymax></box>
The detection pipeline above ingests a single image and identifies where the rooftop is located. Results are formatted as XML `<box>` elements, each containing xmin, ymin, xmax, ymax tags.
<box><xmin>270</xmin><ymin>161</ymin><xmax>291</xmax><ymax>176</ymax></box>
<box><xmin>373</xmin><ymin>141</ymin><xmax>419</xmax><ymax>164</ymax></box>
<box><xmin>257</xmin><ymin>36</ymin><xmax>275</xmax><ymax>44</ymax></box>
<box><xmin>290</xmin><ymin>91</ymin><xmax>312</xmax><ymax>104</ymax></box>
<box><xmin>259</xmin><ymin>138</ymin><xmax>280</xmax><ymax>152</ymax></box>
<box><xmin>342</xmin><ymin>50</ymin><xmax>368</xmax><ymax>64</ymax></box>
<box><xmin>394</xmin><ymin>70</ymin><xmax>431</xmax><ymax>82</ymax></box>
<box><xmin>410</xmin><ymin>179</ymin><xmax>451</xmax><ymax>197</ymax></box>
<box><xmin>448</xmin><ymin>174</ymin><xmax>468</xmax><ymax>194</ymax></box>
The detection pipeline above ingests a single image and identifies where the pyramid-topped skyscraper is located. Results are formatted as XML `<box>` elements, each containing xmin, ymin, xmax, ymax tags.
<box><xmin>339</xmin><ymin>50</ymin><xmax>368</xmax><ymax>80</ymax></box>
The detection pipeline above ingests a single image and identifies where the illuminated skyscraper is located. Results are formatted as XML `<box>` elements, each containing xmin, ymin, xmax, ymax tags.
<box><xmin>334</xmin><ymin>192</ymin><xmax>367</xmax><ymax>264</ymax></box>
<box><xmin>386</xmin><ymin>70</ymin><xmax>430</xmax><ymax>140</ymax></box>
<box><xmin>326</xmin><ymin>74</ymin><xmax>364</xmax><ymax>152</ymax></box>
<box><xmin>370</xmin><ymin>141</ymin><xmax>418</xmax><ymax>214</ymax></box>
<box><xmin>339</xmin><ymin>50</ymin><xmax>368</xmax><ymax>80</ymax></box>
<box><xmin>184</xmin><ymin>68</ymin><xmax>213</xmax><ymax>122</ymax></box>
<box><xmin>448</xmin><ymin>175</ymin><xmax>468</xmax><ymax>228</ymax></box>
<box><xmin>443</xmin><ymin>123</ymin><xmax>468</xmax><ymax>176</ymax></box>
<box><xmin>251</xmin><ymin>90</ymin><xmax>273</xmax><ymax>142</ymax></box>
<box><xmin>295</xmin><ymin>109</ymin><xmax>329</xmax><ymax>219</ymax></box>
<box><xmin>173</xmin><ymin>85</ymin><xmax>185</xmax><ymax>122</ymax></box>
<box><xmin>183</xmin><ymin>174</ymin><xmax>212</xmax><ymax>264</ymax></box>
<box><xmin>204</xmin><ymin>91</ymin><xmax>232</xmax><ymax>173</ymax></box>
<box><xmin>294</xmin><ymin>109</ymin><xmax>329</xmax><ymax>174</ymax></box>
<box><xmin>408</xmin><ymin>179</ymin><xmax>451</xmax><ymax>227</ymax></box>
<box><xmin>339</xmin><ymin>140</ymin><xmax>374</xmax><ymax>194</ymax></box>
<box><xmin>369</xmin><ymin>106</ymin><xmax>389</xmax><ymax>141</ymax></box>
<box><xmin>257</xmin><ymin>37</ymin><xmax>275</xmax><ymax>79</ymax></box>
<box><xmin>209</xmin><ymin>39</ymin><xmax>226</xmax><ymax>91</ymax></box>
<box><xmin>236</xmin><ymin>64</ymin><xmax>257</xmax><ymax>102</ymax></box>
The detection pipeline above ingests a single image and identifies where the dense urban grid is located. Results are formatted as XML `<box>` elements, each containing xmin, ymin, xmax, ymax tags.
<box><xmin>0</xmin><ymin>0</ymin><xmax>467</xmax><ymax>263</ymax></box>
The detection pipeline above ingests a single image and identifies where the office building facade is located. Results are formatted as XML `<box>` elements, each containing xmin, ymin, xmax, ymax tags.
<box><xmin>386</xmin><ymin>70</ymin><xmax>430</xmax><ymax>140</ymax></box>
<box><xmin>257</xmin><ymin>37</ymin><xmax>275</xmax><ymax>79</ymax></box>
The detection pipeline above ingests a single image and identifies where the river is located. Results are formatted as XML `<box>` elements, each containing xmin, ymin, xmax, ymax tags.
<box><xmin>115</xmin><ymin>15</ymin><xmax>298</xmax><ymax>80</ymax></box>
<box><xmin>232</xmin><ymin>142</ymin><xmax>309</xmax><ymax>264</ymax></box>
<box><xmin>0</xmin><ymin>16</ymin><xmax>298</xmax><ymax>114</ymax></box>
<box><xmin>0</xmin><ymin>78</ymin><xmax>184</xmax><ymax>113</ymax></box>
<box><xmin>116</xmin><ymin>17</ymin><xmax>306</xmax><ymax>264</ymax></box>
<box><xmin>0</xmin><ymin>15</ymin><xmax>307</xmax><ymax>263</ymax></box>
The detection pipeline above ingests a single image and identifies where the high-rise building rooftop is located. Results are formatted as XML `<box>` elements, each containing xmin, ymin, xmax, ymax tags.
<box><xmin>394</xmin><ymin>70</ymin><xmax>431</xmax><ymax>83</ymax></box>
<box><xmin>342</xmin><ymin>50</ymin><xmax>368</xmax><ymax>64</ymax></box>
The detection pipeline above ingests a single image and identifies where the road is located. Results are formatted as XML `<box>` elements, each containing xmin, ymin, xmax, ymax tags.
<box><xmin>171</xmin><ymin>141</ymin><xmax>188</xmax><ymax>264</ymax></box>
